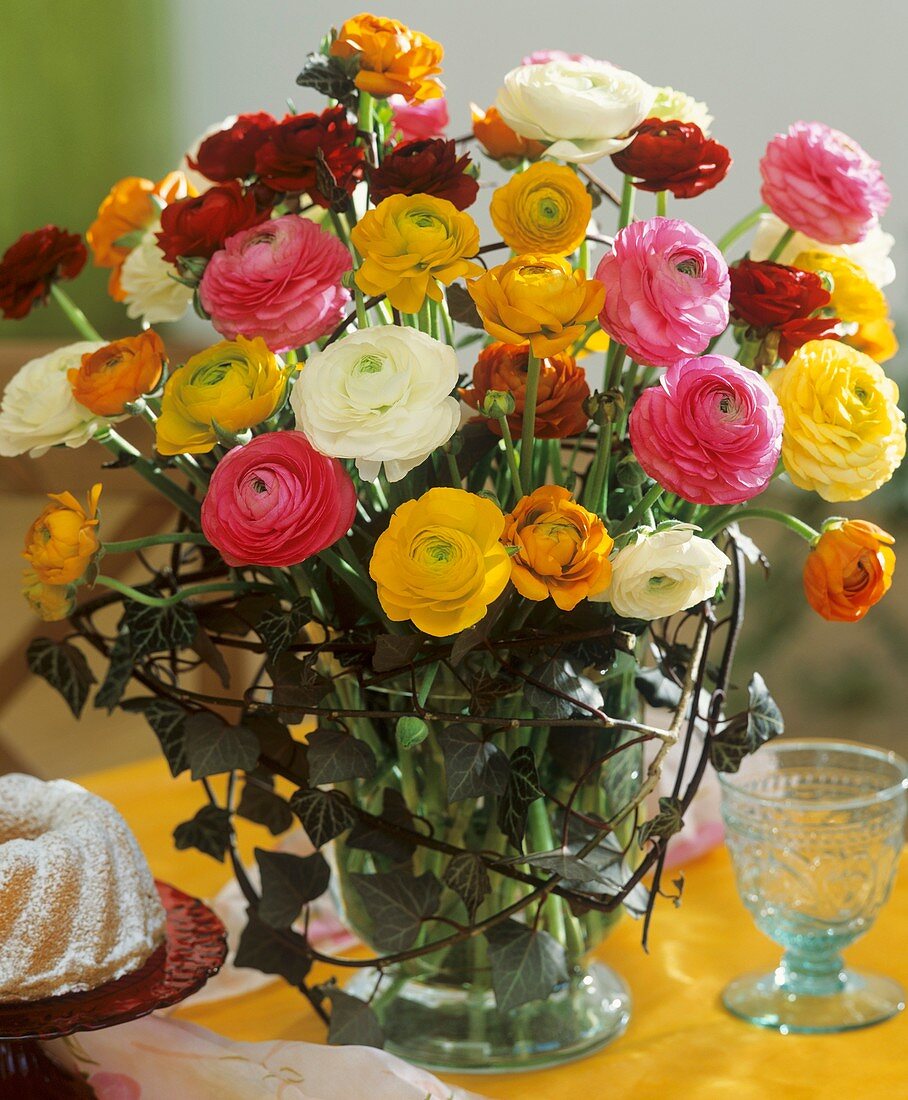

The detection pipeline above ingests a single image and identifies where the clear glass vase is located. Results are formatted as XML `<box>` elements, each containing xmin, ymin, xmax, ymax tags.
<box><xmin>330</xmin><ymin>661</ymin><xmax>645</xmax><ymax>1073</ymax></box>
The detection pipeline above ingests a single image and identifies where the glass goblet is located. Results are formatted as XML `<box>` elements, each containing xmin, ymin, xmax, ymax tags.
<box><xmin>719</xmin><ymin>739</ymin><xmax>907</xmax><ymax>1033</ymax></box>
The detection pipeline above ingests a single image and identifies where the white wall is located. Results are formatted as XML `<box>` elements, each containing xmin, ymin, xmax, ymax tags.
<box><xmin>172</xmin><ymin>0</ymin><xmax>907</xmax><ymax>301</ymax></box>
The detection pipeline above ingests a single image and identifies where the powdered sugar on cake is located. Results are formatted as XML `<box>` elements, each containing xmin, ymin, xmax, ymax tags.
<box><xmin>0</xmin><ymin>773</ymin><xmax>166</xmax><ymax>1001</ymax></box>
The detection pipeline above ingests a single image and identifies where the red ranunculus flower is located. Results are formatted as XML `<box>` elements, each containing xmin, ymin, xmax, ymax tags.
<box><xmin>0</xmin><ymin>226</ymin><xmax>87</xmax><ymax>320</ymax></box>
<box><xmin>370</xmin><ymin>139</ymin><xmax>479</xmax><ymax>210</ymax></box>
<box><xmin>156</xmin><ymin>182</ymin><xmax>270</xmax><ymax>264</ymax></box>
<box><xmin>611</xmin><ymin>119</ymin><xmax>731</xmax><ymax>198</ymax></box>
<box><xmin>730</xmin><ymin>258</ymin><xmax>840</xmax><ymax>360</ymax></box>
<box><xmin>254</xmin><ymin>107</ymin><xmax>365</xmax><ymax>205</ymax></box>
<box><xmin>189</xmin><ymin>112</ymin><xmax>276</xmax><ymax>183</ymax></box>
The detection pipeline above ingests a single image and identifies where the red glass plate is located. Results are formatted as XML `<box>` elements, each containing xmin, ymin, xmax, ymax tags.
<box><xmin>0</xmin><ymin>881</ymin><xmax>227</xmax><ymax>1041</ymax></box>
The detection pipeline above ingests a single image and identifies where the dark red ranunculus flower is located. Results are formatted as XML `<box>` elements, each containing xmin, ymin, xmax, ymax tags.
<box><xmin>254</xmin><ymin>107</ymin><xmax>365</xmax><ymax>206</ymax></box>
<box><xmin>370</xmin><ymin>139</ymin><xmax>479</xmax><ymax>210</ymax></box>
<box><xmin>0</xmin><ymin>226</ymin><xmax>87</xmax><ymax>320</ymax></box>
<box><xmin>611</xmin><ymin>119</ymin><xmax>731</xmax><ymax>198</ymax></box>
<box><xmin>188</xmin><ymin>112</ymin><xmax>277</xmax><ymax>183</ymax></box>
<box><xmin>730</xmin><ymin>258</ymin><xmax>839</xmax><ymax>360</ymax></box>
<box><xmin>156</xmin><ymin>182</ymin><xmax>270</xmax><ymax>264</ymax></box>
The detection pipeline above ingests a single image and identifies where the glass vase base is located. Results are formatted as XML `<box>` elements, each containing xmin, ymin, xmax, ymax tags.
<box><xmin>722</xmin><ymin>969</ymin><xmax>905</xmax><ymax>1034</ymax></box>
<box><xmin>346</xmin><ymin>960</ymin><xmax>631</xmax><ymax>1074</ymax></box>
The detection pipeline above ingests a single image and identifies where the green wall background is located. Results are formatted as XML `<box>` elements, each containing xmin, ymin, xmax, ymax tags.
<box><xmin>0</xmin><ymin>0</ymin><xmax>176</xmax><ymax>339</ymax></box>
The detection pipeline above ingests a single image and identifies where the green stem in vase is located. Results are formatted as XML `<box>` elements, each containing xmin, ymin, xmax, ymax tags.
<box><xmin>96</xmin><ymin>429</ymin><xmax>201</xmax><ymax>520</ymax></box>
<box><xmin>93</xmin><ymin>576</ymin><xmax>269</xmax><ymax>608</ymax></box>
<box><xmin>50</xmin><ymin>283</ymin><xmax>104</xmax><ymax>342</ymax></box>
<box><xmin>618</xmin><ymin>174</ymin><xmax>635</xmax><ymax>230</ymax></box>
<box><xmin>767</xmin><ymin>226</ymin><xmax>795</xmax><ymax>262</ymax></box>
<box><xmin>656</xmin><ymin>190</ymin><xmax>667</xmax><ymax>218</ymax></box>
<box><xmin>700</xmin><ymin>506</ymin><xmax>819</xmax><ymax>543</ymax></box>
<box><xmin>716</xmin><ymin>203</ymin><xmax>769</xmax><ymax>254</ymax></box>
<box><xmin>102</xmin><ymin>531</ymin><xmax>208</xmax><ymax>554</ymax></box>
<box><xmin>518</xmin><ymin>348</ymin><xmax>542</xmax><ymax>489</ymax></box>
<box><xmin>614</xmin><ymin>482</ymin><xmax>665</xmax><ymax>536</ymax></box>
<box><xmin>495</xmin><ymin>416</ymin><xmax>524</xmax><ymax>502</ymax></box>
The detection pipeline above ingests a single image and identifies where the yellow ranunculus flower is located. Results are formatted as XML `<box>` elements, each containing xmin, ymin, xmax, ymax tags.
<box><xmin>468</xmin><ymin>254</ymin><xmax>605</xmax><ymax>357</ymax></box>
<box><xmin>155</xmin><ymin>336</ymin><xmax>287</xmax><ymax>456</ymax></box>
<box><xmin>351</xmin><ymin>194</ymin><xmax>482</xmax><ymax>314</ymax></box>
<box><xmin>845</xmin><ymin>316</ymin><xmax>899</xmax><ymax>364</ymax></box>
<box><xmin>769</xmin><ymin>340</ymin><xmax>906</xmax><ymax>502</ymax></box>
<box><xmin>369</xmin><ymin>487</ymin><xmax>511</xmax><ymax>636</ymax></box>
<box><xmin>23</xmin><ymin>484</ymin><xmax>101</xmax><ymax>586</ymax></box>
<box><xmin>490</xmin><ymin>163</ymin><xmax>592</xmax><ymax>256</ymax></box>
<box><xmin>793</xmin><ymin>250</ymin><xmax>889</xmax><ymax>325</ymax></box>
<box><xmin>22</xmin><ymin>567</ymin><xmax>76</xmax><ymax>622</ymax></box>
<box><xmin>503</xmin><ymin>485</ymin><xmax>613</xmax><ymax>611</ymax></box>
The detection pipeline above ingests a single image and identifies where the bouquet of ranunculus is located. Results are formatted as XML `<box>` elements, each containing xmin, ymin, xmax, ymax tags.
<box><xmin>1</xmin><ymin>12</ymin><xmax>902</xmax><ymax>1073</ymax></box>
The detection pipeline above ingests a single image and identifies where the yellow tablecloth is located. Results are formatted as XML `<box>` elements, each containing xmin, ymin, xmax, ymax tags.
<box><xmin>80</xmin><ymin>757</ymin><xmax>906</xmax><ymax>1099</ymax></box>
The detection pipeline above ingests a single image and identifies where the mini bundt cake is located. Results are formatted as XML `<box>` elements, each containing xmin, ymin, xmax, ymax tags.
<box><xmin>0</xmin><ymin>773</ymin><xmax>167</xmax><ymax>1001</ymax></box>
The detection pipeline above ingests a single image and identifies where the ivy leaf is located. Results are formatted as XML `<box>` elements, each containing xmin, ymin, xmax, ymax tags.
<box><xmin>234</xmin><ymin>911</ymin><xmax>311</xmax><ymax>986</ymax></box>
<box><xmin>26</xmin><ymin>638</ymin><xmax>95</xmax><ymax>718</ymax></box>
<box><xmin>246</xmin><ymin>714</ymin><xmax>308</xmax><ymax>780</ymax></box>
<box><xmin>351</xmin><ymin>869</ymin><xmax>441</xmax><ymax>953</ymax></box>
<box><xmin>123</xmin><ymin>599</ymin><xmax>197</xmax><ymax>657</ymax></box>
<box><xmin>290</xmin><ymin>787</ymin><xmax>356</xmax><ymax>848</ymax></box>
<box><xmin>236</xmin><ymin>782</ymin><xmax>294</xmax><ymax>835</ymax></box>
<box><xmin>121</xmin><ymin>697</ymin><xmax>190</xmax><ymax>777</ymax></box>
<box><xmin>347</xmin><ymin>788</ymin><xmax>416</xmax><ymax>863</ymax></box>
<box><xmin>323</xmin><ymin>988</ymin><xmax>384</xmax><ymax>1048</ymax></box>
<box><xmin>173</xmin><ymin>804</ymin><xmax>232</xmax><ymax>861</ymax></box>
<box><xmin>184</xmin><ymin>713</ymin><xmax>260</xmax><ymax>780</ymax></box>
<box><xmin>270</xmin><ymin>653</ymin><xmax>332</xmax><ymax>723</ymax></box>
<box><xmin>307</xmin><ymin>728</ymin><xmax>376</xmax><ymax>785</ymax></box>
<box><xmin>635</xmin><ymin>666</ymin><xmax>683</xmax><ymax>710</ymax></box>
<box><xmin>296</xmin><ymin>52</ymin><xmax>357</xmax><ymax>107</ymax></box>
<box><xmin>446</xmin><ymin>283</ymin><xmax>484</xmax><ymax>330</ymax></box>
<box><xmin>94</xmin><ymin>629</ymin><xmax>135</xmax><ymax>711</ymax></box>
<box><xmin>484</xmin><ymin>920</ymin><xmax>568</xmax><ymax>1012</ymax></box>
<box><xmin>526</xmin><ymin>659</ymin><xmax>604</xmax><ymax>720</ymax></box>
<box><xmin>256</xmin><ymin>598</ymin><xmax>312</xmax><ymax>661</ymax></box>
<box><xmin>372</xmin><ymin>633</ymin><xmax>424</xmax><ymax>672</ymax></box>
<box><xmin>708</xmin><ymin>723</ymin><xmax>753</xmax><ymax>775</ymax></box>
<box><xmin>497</xmin><ymin>745</ymin><xmax>542</xmax><ymax>851</ymax></box>
<box><xmin>437</xmin><ymin>724</ymin><xmax>509</xmax><ymax>802</ymax></box>
<box><xmin>523</xmin><ymin>850</ymin><xmax>612</xmax><ymax>885</ymax></box>
<box><xmin>747</xmin><ymin>672</ymin><xmax>784</xmax><ymax>746</ymax></box>
<box><xmin>255</xmin><ymin>848</ymin><xmax>331</xmax><ymax>928</ymax></box>
<box><xmin>442</xmin><ymin>852</ymin><xmax>491</xmax><ymax>923</ymax></box>
<box><xmin>191</xmin><ymin>625</ymin><xmax>231</xmax><ymax>689</ymax></box>
<box><xmin>638</xmin><ymin>796</ymin><xmax>684</xmax><ymax>847</ymax></box>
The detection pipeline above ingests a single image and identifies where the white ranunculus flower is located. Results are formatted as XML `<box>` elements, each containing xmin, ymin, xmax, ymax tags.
<box><xmin>650</xmin><ymin>85</ymin><xmax>713</xmax><ymax>134</ymax></box>
<box><xmin>0</xmin><ymin>341</ymin><xmax>110</xmax><ymax>457</ymax></box>
<box><xmin>495</xmin><ymin>59</ymin><xmax>655</xmax><ymax>164</ymax></box>
<box><xmin>119</xmin><ymin>222</ymin><xmax>193</xmax><ymax>325</ymax></box>
<box><xmin>291</xmin><ymin>327</ymin><xmax>461</xmax><ymax>483</ymax></box>
<box><xmin>750</xmin><ymin>212</ymin><xmax>896</xmax><ymax>288</ymax></box>
<box><xmin>593</xmin><ymin>525</ymin><xmax>729</xmax><ymax>620</ymax></box>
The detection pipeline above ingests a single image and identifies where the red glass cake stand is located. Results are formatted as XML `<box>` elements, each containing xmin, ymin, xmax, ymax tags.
<box><xmin>0</xmin><ymin>881</ymin><xmax>227</xmax><ymax>1099</ymax></box>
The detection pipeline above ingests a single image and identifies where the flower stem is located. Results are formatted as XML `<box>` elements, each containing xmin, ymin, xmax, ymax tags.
<box><xmin>656</xmin><ymin>190</ymin><xmax>667</xmax><ymax>218</ymax></box>
<box><xmin>103</xmin><ymin>531</ymin><xmax>208</xmax><ymax>554</ymax></box>
<box><xmin>767</xmin><ymin>227</ymin><xmax>795</xmax><ymax>263</ymax></box>
<box><xmin>700</xmin><ymin>506</ymin><xmax>819</xmax><ymax>543</ymax></box>
<box><xmin>96</xmin><ymin>429</ymin><xmax>201</xmax><ymax>520</ymax></box>
<box><xmin>495</xmin><ymin>416</ymin><xmax>524</xmax><ymax>502</ymax></box>
<box><xmin>518</xmin><ymin>348</ymin><xmax>542</xmax><ymax>490</ymax></box>
<box><xmin>716</xmin><ymin>204</ymin><xmax>769</xmax><ymax>254</ymax></box>
<box><xmin>94</xmin><ymin>576</ymin><xmax>267</xmax><ymax>607</ymax></box>
<box><xmin>50</xmin><ymin>284</ymin><xmax>104</xmax><ymax>342</ymax></box>
<box><xmin>618</xmin><ymin>175</ymin><xmax>635</xmax><ymax>230</ymax></box>
<box><xmin>614</xmin><ymin>482</ymin><xmax>665</xmax><ymax>536</ymax></box>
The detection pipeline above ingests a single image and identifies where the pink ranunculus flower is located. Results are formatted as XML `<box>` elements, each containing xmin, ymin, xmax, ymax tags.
<box><xmin>629</xmin><ymin>354</ymin><xmax>783</xmax><ymax>506</ymax></box>
<box><xmin>595</xmin><ymin>217</ymin><xmax>729</xmax><ymax>368</ymax></box>
<box><xmin>201</xmin><ymin>431</ymin><xmax>356</xmax><ymax>567</ymax></box>
<box><xmin>759</xmin><ymin>121</ymin><xmax>890</xmax><ymax>245</ymax></box>
<box><xmin>199</xmin><ymin>214</ymin><xmax>351</xmax><ymax>352</ymax></box>
<box><xmin>389</xmin><ymin>94</ymin><xmax>449</xmax><ymax>141</ymax></box>
<box><xmin>522</xmin><ymin>49</ymin><xmax>597</xmax><ymax>66</ymax></box>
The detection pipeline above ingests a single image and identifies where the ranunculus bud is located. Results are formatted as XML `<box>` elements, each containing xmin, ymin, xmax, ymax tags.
<box><xmin>479</xmin><ymin>389</ymin><xmax>517</xmax><ymax>419</ymax></box>
<box><xmin>616</xmin><ymin>455</ymin><xmax>647</xmax><ymax>488</ymax></box>
<box><xmin>583</xmin><ymin>389</ymin><xmax>624</xmax><ymax>426</ymax></box>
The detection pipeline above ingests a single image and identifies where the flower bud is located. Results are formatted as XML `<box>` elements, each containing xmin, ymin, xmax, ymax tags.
<box><xmin>396</xmin><ymin>715</ymin><xmax>429</xmax><ymax>748</ymax></box>
<box><xmin>583</xmin><ymin>389</ymin><xmax>624</xmax><ymax>426</ymax></box>
<box><xmin>616</xmin><ymin>454</ymin><xmax>647</xmax><ymax>488</ymax></box>
<box><xmin>479</xmin><ymin>389</ymin><xmax>516</xmax><ymax>418</ymax></box>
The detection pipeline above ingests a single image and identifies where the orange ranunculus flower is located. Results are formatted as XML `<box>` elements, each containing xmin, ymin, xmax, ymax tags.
<box><xmin>21</xmin><ymin>567</ymin><xmax>76</xmax><ymax>622</ymax></box>
<box><xmin>845</xmin><ymin>317</ymin><xmax>899</xmax><ymax>364</ymax></box>
<box><xmin>470</xmin><ymin>103</ymin><xmax>546</xmax><ymax>163</ymax></box>
<box><xmin>503</xmin><ymin>485</ymin><xmax>613</xmax><ymax>611</ymax></box>
<box><xmin>68</xmin><ymin>330</ymin><xmax>167</xmax><ymax>417</ymax></box>
<box><xmin>87</xmin><ymin>172</ymin><xmax>193</xmax><ymax>300</ymax></box>
<box><xmin>461</xmin><ymin>342</ymin><xmax>590</xmax><ymax>439</ymax></box>
<box><xmin>330</xmin><ymin>13</ymin><xmax>444</xmax><ymax>102</ymax></box>
<box><xmin>467</xmin><ymin>254</ymin><xmax>605</xmax><ymax>357</ymax></box>
<box><xmin>803</xmin><ymin>519</ymin><xmax>895</xmax><ymax>622</ymax></box>
<box><xmin>23</xmin><ymin>484</ymin><xmax>102</xmax><ymax>586</ymax></box>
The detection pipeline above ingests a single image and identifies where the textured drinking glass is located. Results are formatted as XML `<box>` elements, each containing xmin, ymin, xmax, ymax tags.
<box><xmin>719</xmin><ymin>739</ymin><xmax>907</xmax><ymax>1033</ymax></box>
